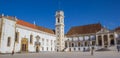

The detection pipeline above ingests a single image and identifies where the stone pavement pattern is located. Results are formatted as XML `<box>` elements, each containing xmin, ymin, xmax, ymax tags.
<box><xmin>0</xmin><ymin>51</ymin><xmax>120</xmax><ymax>58</ymax></box>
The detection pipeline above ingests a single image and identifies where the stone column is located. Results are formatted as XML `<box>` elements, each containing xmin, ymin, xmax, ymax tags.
<box><xmin>96</xmin><ymin>35</ymin><xmax>98</xmax><ymax>46</ymax></box>
<box><xmin>102</xmin><ymin>35</ymin><xmax>104</xmax><ymax>48</ymax></box>
<box><xmin>107</xmin><ymin>34</ymin><xmax>110</xmax><ymax>47</ymax></box>
<box><xmin>69</xmin><ymin>42</ymin><xmax>71</xmax><ymax>47</ymax></box>
<box><xmin>114</xmin><ymin>32</ymin><xmax>117</xmax><ymax>47</ymax></box>
<box><xmin>83</xmin><ymin>36</ymin><xmax>85</xmax><ymax>47</ymax></box>
<box><xmin>76</xmin><ymin>42</ymin><xmax>78</xmax><ymax>47</ymax></box>
<box><xmin>67</xmin><ymin>42</ymin><xmax>69</xmax><ymax>48</ymax></box>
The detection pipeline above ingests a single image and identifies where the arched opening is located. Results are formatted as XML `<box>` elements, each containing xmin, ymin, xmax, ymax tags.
<box><xmin>72</xmin><ymin>43</ymin><xmax>74</xmax><ymax>47</ymax></box>
<box><xmin>98</xmin><ymin>36</ymin><xmax>102</xmax><ymax>46</ymax></box>
<box><xmin>103</xmin><ymin>35</ymin><xmax>108</xmax><ymax>48</ymax></box>
<box><xmin>36</xmin><ymin>46</ymin><xmax>39</xmax><ymax>52</ymax></box>
<box><xmin>78</xmin><ymin>42</ymin><xmax>81</xmax><ymax>47</ymax></box>
<box><xmin>65</xmin><ymin>42</ymin><xmax>67</xmax><ymax>47</ymax></box>
<box><xmin>110</xmin><ymin>35</ymin><xmax>114</xmax><ymax>45</ymax></box>
<box><xmin>85</xmin><ymin>41</ymin><xmax>87</xmax><ymax>46</ymax></box>
<box><xmin>21</xmin><ymin>38</ymin><xmax>28</xmax><ymax>52</ymax></box>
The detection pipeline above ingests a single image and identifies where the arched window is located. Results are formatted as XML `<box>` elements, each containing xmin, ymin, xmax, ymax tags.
<box><xmin>78</xmin><ymin>42</ymin><xmax>81</xmax><ymax>47</ymax></box>
<box><xmin>42</xmin><ymin>38</ymin><xmax>44</xmax><ymax>45</ymax></box>
<box><xmin>30</xmin><ymin>34</ymin><xmax>33</xmax><ymax>44</ymax></box>
<box><xmin>72</xmin><ymin>43</ymin><xmax>74</xmax><ymax>47</ymax></box>
<box><xmin>58</xmin><ymin>18</ymin><xmax>60</xmax><ymax>23</ymax></box>
<box><xmin>85</xmin><ymin>42</ymin><xmax>87</xmax><ymax>46</ymax></box>
<box><xmin>7</xmin><ymin>37</ymin><xmax>11</xmax><ymax>47</ymax></box>
<box><xmin>15</xmin><ymin>32</ymin><xmax>19</xmax><ymax>43</ymax></box>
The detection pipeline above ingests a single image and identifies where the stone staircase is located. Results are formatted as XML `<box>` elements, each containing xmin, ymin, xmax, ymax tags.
<box><xmin>108</xmin><ymin>46</ymin><xmax>117</xmax><ymax>51</ymax></box>
<box><xmin>63</xmin><ymin>47</ymin><xmax>69</xmax><ymax>52</ymax></box>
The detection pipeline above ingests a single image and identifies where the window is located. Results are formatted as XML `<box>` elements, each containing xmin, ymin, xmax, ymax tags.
<box><xmin>46</xmin><ymin>39</ymin><xmax>49</xmax><ymax>46</ymax></box>
<box><xmin>30</xmin><ymin>34</ymin><xmax>33</xmax><ymax>44</ymax></box>
<box><xmin>78</xmin><ymin>42</ymin><xmax>81</xmax><ymax>47</ymax></box>
<box><xmin>15</xmin><ymin>32</ymin><xmax>19</xmax><ymax>43</ymax></box>
<box><xmin>85</xmin><ymin>42</ymin><xmax>87</xmax><ymax>46</ymax></box>
<box><xmin>42</xmin><ymin>38</ymin><xmax>44</xmax><ymax>45</ymax></box>
<box><xmin>51</xmin><ymin>47</ymin><xmax>52</xmax><ymax>51</ymax></box>
<box><xmin>7</xmin><ymin>37</ymin><xmax>11</xmax><ymax>47</ymax></box>
<box><xmin>78</xmin><ymin>48</ymin><xmax>80</xmax><ymax>51</ymax></box>
<box><xmin>58</xmin><ymin>18</ymin><xmax>60</xmax><ymax>23</ymax></box>
<box><xmin>74</xmin><ymin>48</ymin><xmax>76</xmax><ymax>51</ymax></box>
<box><xmin>72</xmin><ymin>43</ymin><xmax>74</xmax><ymax>47</ymax></box>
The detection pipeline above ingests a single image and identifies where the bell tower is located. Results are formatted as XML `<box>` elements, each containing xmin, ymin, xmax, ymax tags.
<box><xmin>55</xmin><ymin>10</ymin><xmax>65</xmax><ymax>52</ymax></box>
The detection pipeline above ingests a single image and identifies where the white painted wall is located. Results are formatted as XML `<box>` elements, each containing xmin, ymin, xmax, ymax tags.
<box><xmin>14</xmin><ymin>25</ymin><xmax>56</xmax><ymax>52</ymax></box>
<box><xmin>0</xmin><ymin>17</ymin><xmax>56</xmax><ymax>53</ymax></box>
<box><xmin>0</xmin><ymin>18</ymin><xmax>16</xmax><ymax>53</ymax></box>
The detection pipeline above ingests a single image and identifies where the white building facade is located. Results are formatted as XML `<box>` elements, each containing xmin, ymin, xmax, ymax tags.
<box><xmin>0</xmin><ymin>11</ymin><xmax>120</xmax><ymax>53</ymax></box>
<box><xmin>0</xmin><ymin>15</ymin><xmax>56</xmax><ymax>53</ymax></box>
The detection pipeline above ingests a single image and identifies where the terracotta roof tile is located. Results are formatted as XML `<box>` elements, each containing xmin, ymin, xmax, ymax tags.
<box><xmin>0</xmin><ymin>15</ymin><xmax>55</xmax><ymax>34</ymax></box>
<box><xmin>17</xmin><ymin>20</ymin><xmax>55</xmax><ymax>34</ymax></box>
<box><xmin>66</xmin><ymin>23</ymin><xmax>103</xmax><ymax>36</ymax></box>
<box><xmin>114</xmin><ymin>27</ymin><xmax>120</xmax><ymax>32</ymax></box>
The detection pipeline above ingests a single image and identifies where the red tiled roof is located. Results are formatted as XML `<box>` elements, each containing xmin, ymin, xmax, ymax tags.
<box><xmin>66</xmin><ymin>23</ymin><xmax>103</xmax><ymax>36</ymax></box>
<box><xmin>114</xmin><ymin>27</ymin><xmax>120</xmax><ymax>32</ymax></box>
<box><xmin>17</xmin><ymin>20</ymin><xmax>55</xmax><ymax>34</ymax></box>
<box><xmin>0</xmin><ymin>15</ymin><xmax>55</xmax><ymax>34</ymax></box>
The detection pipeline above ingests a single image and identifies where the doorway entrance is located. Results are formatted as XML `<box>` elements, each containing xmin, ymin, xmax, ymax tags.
<box><xmin>36</xmin><ymin>46</ymin><xmax>39</xmax><ymax>52</ymax></box>
<box><xmin>21</xmin><ymin>38</ymin><xmax>28</xmax><ymax>52</ymax></box>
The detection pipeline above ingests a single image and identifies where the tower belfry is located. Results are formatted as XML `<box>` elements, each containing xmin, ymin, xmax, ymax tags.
<box><xmin>55</xmin><ymin>0</ymin><xmax>65</xmax><ymax>52</ymax></box>
<box><xmin>55</xmin><ymin>10</ymin><xmax>65</xmax><ymax>52</ymax></box>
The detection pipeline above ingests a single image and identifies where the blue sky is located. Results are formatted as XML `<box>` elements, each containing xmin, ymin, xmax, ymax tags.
<box><xmin>0</xmin><ymin>0</ymin><xmax>120</xmax><ymax>33</ymax></box>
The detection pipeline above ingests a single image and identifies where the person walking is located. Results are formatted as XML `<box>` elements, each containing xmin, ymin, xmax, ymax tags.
<box><xmin>11</xmin><ymin>50</ymin><xmax>14</xmax><ymax>55</ymax></box>
<box><xmin>117</xmin><ymin>45</ymin><xmax>119</xmax><ymax>52</ymax></box>
<box><xmin>91</xmin><ymin>47</ymin><xmax>94</xmax><ymax>55</ymax></box>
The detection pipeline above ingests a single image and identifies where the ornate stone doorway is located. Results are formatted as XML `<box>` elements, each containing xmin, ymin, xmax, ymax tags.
<box><xmin>21</xmin><ymin>38</ymin><xmax>28</xmax><ymax>52</ymax></box>
<box><xmin>36</xmin><ymin>46</ymin><xmax>39</xmax><ymax>52</ymax></box>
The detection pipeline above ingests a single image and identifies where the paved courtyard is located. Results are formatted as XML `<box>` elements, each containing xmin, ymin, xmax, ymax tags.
<box><xmin>0</xmin><ymin>51</ymin><xmax>120</xmax><ymax>58</ymax></box>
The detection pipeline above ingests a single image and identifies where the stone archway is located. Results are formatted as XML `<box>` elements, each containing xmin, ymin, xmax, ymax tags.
<box><xmin>36</xmin><ymin>46</ymin><xmax>39</xmax><ymax>52</ymax></box>
<box><xmin>103</xmin><ymin>35</ymin><xmax>108</xmax><ymax>48</ymax></box>
<box><xmin>110</xmin><ymin>35</ymin><xmax>115</xmax><ymax>45</ymax></box>
<box><xmin>98</xmin><ymin>36</ymin><xmax>102</xmax><ymax>46</ymax></box>
<box><xmin>21</xmin><ymin>38</ymin><xmax>28</xmax><ymax>52</ymax></box>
